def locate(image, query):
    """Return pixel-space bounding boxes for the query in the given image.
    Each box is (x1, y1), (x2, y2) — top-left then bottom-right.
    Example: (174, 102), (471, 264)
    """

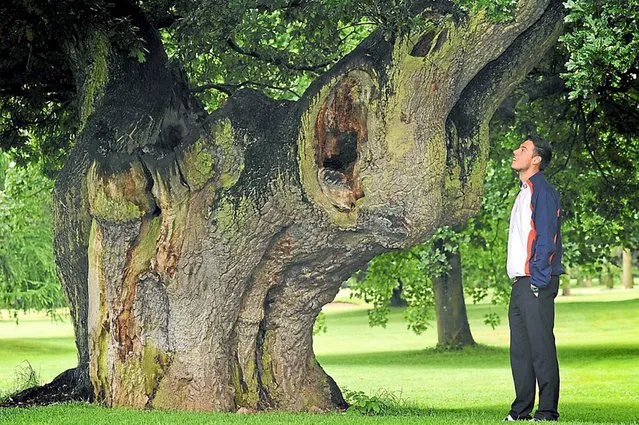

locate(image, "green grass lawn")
(1, 286), (638, 424)
(0, 311), (77, 393)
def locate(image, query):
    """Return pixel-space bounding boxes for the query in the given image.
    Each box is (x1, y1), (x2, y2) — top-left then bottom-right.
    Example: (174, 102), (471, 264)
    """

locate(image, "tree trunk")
(51, 0), (565, 412)
(601, 263), (614, 289)
(622, 249), (634, 289)
(390, 280), (408, 307)
(432, 240), (475, 348)
(575, 266), (584, 287)
(561, 274), (571, 296)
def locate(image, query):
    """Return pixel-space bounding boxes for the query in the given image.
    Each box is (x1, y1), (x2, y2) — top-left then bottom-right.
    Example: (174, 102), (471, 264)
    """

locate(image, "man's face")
(511, 139), (540, 172)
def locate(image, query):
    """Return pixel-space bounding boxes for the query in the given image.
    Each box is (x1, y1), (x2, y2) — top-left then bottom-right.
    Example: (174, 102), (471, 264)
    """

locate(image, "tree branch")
(253, 0), (305, 12)
(0, 79), (74, 99)
(410, 0), (460, 15)
(191, 82), (239, 96)
(225, 37), (333, 73)
(192, 80), (301, 98)
(549, 124), (577, 178)
(494, 75), (567, 122)
(152, 13), (181, 29)
(578, 103), (611, 184)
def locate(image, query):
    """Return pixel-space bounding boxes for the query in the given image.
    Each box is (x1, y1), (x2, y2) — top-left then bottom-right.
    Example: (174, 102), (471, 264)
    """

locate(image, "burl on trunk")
(52, 0), (564, 412)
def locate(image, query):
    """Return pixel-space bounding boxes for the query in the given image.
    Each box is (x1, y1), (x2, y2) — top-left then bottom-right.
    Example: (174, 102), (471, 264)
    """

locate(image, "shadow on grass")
(317, 344), (639, 368)
(398, 402), (639, 423)
(325, 298), (639, 320)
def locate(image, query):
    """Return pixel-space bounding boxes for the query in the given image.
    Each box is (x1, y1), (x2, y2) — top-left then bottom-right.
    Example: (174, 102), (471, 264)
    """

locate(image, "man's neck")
(518, 169), (540, 183)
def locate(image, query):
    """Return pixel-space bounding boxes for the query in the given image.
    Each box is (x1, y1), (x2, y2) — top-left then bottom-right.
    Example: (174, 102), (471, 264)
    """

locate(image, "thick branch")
(410, 0), (460, 15)
(192, 80), (300, 98)
(225, 37), (333, 72)
(494, 75), (567, 122)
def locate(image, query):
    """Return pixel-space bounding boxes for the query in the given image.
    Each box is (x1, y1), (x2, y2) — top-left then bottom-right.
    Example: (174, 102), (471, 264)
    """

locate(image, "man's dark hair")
(527, 134), (552, 170)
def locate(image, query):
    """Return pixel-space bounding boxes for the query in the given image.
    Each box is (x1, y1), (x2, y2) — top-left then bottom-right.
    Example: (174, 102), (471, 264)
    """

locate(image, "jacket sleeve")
(530, 189), (559, 288)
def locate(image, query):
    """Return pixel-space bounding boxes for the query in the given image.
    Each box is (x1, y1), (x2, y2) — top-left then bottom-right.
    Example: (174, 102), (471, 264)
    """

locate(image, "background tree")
(350, 227), (476, 348)
(0, 152), (65, 317)
(622, 249), (634, 289)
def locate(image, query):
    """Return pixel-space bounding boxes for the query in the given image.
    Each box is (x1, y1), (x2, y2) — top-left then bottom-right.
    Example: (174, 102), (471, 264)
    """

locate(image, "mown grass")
(2, 403), (638, 425)
(1, 287), (638, 424)
(0, 311), (76, 392)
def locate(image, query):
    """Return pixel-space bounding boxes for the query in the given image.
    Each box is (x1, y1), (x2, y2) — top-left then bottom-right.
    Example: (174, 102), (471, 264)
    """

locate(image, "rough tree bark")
(50, 0), (564, 412)
(431, 241), (475, 347)
(622, 249), (634, 289)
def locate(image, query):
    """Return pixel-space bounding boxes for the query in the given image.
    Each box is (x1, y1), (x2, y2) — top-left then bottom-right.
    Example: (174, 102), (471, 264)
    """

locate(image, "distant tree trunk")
(390, 279), (408, 307)
(622, 249), (634, 289)
(585, 275), (593, 287)
(575, 266), (584, 287)
(601, 263), (614, 289)
(432, 240), (475, 348)
(561, 274), (571, 296)
(49, 0), (564, 412)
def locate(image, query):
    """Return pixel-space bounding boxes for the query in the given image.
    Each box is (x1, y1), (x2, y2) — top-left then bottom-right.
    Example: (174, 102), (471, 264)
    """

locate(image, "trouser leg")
(527, 276), (560, 420)
(508, 279), (535, 419)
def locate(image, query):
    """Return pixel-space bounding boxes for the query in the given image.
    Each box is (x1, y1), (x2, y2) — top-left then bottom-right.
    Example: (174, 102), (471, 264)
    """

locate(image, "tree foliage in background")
(561, 0), (639, 104)
(0, 152), (65, 317)
(455, 0), (518, 22)
(168, 1), (376, 110)
(557, 0), (639, 253)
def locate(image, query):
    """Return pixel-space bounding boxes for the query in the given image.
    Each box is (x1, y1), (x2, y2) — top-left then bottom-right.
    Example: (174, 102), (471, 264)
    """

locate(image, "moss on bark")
(87, 161), (155, 223)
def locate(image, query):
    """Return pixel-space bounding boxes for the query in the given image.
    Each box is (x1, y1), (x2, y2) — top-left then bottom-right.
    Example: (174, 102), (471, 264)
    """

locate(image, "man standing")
(504, 136), (564, 422)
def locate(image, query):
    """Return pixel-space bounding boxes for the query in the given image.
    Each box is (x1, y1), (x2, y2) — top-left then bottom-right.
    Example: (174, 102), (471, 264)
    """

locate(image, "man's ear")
(533, 156), (541, 165)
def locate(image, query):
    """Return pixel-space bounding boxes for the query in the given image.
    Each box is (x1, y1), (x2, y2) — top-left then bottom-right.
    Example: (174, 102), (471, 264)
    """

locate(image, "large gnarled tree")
(1, 0), (563, 411)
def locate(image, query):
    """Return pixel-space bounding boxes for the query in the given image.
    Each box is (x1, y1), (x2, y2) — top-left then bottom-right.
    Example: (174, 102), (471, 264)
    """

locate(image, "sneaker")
(504, 414), (533, 421)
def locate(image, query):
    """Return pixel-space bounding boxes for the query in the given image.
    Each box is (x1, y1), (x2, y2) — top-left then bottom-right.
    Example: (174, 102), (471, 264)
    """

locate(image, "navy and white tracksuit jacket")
(507, 172), (565, 288)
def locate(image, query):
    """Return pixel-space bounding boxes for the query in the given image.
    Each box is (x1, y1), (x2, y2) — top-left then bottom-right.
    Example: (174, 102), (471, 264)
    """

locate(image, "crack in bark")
(172, 152), (193, 192)
(232, 225), (295, 409)
(254, 317), (274, 409)
(137, 154), (162, 217)
(111, 221), (143, 361)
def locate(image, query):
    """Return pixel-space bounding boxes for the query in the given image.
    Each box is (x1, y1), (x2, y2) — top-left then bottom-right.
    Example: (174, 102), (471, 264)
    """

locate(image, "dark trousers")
(508, 276), (560, 421)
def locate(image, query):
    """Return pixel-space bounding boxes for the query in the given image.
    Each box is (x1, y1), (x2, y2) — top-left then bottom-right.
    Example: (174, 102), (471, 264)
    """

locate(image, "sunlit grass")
(0, 310), (76, 392)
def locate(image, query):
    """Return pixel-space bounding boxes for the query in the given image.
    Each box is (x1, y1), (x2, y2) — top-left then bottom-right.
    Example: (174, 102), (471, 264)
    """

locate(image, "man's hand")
(531, 284), (539, 298)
